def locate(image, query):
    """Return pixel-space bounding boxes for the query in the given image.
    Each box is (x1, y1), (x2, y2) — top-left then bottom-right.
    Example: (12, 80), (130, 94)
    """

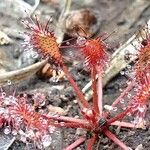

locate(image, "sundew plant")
(0, 15), (149, 150)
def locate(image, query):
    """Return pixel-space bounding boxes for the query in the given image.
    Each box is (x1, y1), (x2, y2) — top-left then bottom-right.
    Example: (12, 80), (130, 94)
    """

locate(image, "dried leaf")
(48, 105), (67, 115)
(65, 9), (99, 38)
(0, 60), (47, 86)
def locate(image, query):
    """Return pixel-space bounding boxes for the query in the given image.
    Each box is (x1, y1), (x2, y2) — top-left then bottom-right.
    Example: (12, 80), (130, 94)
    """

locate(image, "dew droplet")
(7, 80), (12, 85)
(37, 143), (43, 149)
(42, 135), (52, 148)
(20, 135), (27, 143)
(122, 106), (127, 110)
(112, 107), (117, 111)
(48, 125), (55, 133)
(126, 80), (131, 85)
(128, 147), (133, 150)
(4, 97), (11, 105)
(119, 88), (123, 92)
(32, 52), (39, 58)
(127, 112), (131, 116)
(133, 88), (138, 92)
(77, 37), (86, 46)
(2, 92), (6, 98)
(126, 64), (132, 69)
(12, 130), (18, 135)
(40, 101), (46, 106)
(26, 129), (35, 138)
(125, 70), (129, 74)
(0, 108), (5, 114)
(54, 121), (58, 124)
(4, 126), (11, 135)
(49, 17), (53, 23)
(60, 122), (65, 127)
(138, 106), (145, 113)
(66, 41), (70, 45)
(120, 99), (125, 104)
(120, 71), (125, 75)
(15, 117), (22, 125)
(105, 62), (109, 68)
(104, 105), (113, 111)
(3, 113), (9, 119)
(125, 50), (129, 54)
(127, 93), (132, 98)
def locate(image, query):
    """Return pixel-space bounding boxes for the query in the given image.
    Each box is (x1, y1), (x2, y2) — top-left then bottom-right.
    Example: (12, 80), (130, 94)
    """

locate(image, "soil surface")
(0, 0), (150, 150)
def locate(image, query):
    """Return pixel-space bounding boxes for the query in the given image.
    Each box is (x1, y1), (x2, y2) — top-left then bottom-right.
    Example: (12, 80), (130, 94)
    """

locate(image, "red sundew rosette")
(22, 17), (89, 109)
(134, 39), (150, 80)
(9, 97), (49, 132)
(79, 37), (109, 71)
(77, 36), (109, 114)
(131, 42), (150, 119)
(130, 86), (150, 122)
(22, 18), (63, 66)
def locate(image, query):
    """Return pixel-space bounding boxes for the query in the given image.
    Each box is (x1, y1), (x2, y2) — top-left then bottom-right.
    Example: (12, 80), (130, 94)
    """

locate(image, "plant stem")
(42, 115), (89, 125)
(43, 115), (91, 129)
(64, 136), (86, 150)
(62, 64), (89, 108)
(97, 69), (103, 116)
(91, 67), (99, 113)
(86, 134), (97, 150)
(111, 121), (135, 128)
(107, 107), (132, 125)
(51, 116), (88, 123)
(55, 122), (91, 129)
(104, 129), (129, 150)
